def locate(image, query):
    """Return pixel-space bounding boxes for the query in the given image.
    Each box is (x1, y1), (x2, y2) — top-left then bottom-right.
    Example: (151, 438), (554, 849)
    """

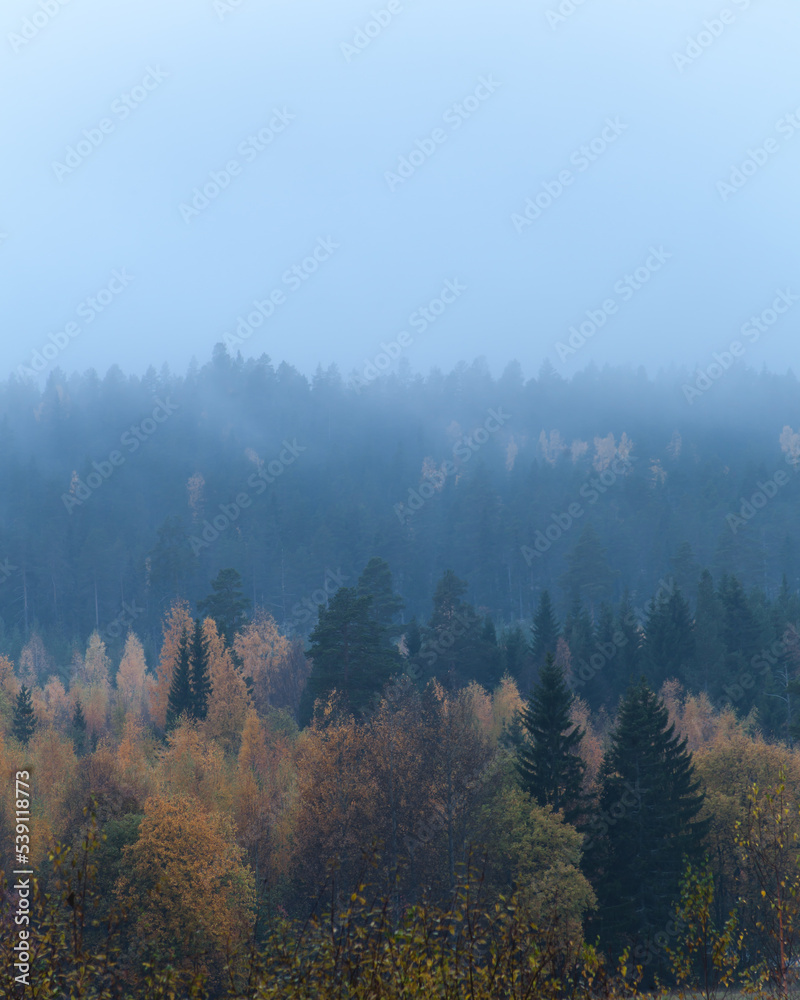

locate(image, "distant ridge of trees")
(1, 347), (799, 674)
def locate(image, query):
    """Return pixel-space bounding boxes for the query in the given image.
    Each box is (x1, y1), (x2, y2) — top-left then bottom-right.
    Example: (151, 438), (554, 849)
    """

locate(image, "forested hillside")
(5, 350), (800, 994)
(2, 346), (800, 676)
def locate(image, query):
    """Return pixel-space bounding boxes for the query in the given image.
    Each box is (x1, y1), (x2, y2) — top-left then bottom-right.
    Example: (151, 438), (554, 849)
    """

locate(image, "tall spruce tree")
(688, 570), (723, 695)
(357, 557), (405, 634)
(501, 623), (529, 683)
(530, 590), (560, 667)
(641, 586), (695, 690)
(420, 570), (495, 688)
(588, 679), (708, 971)
(190, 618), (211, 720)
(12, 685), (36, 746)
(166, 626), (193, 729)
(516, 652), (585, 824)
(197, 568), (251, 645)
(299, 586), (401, 726)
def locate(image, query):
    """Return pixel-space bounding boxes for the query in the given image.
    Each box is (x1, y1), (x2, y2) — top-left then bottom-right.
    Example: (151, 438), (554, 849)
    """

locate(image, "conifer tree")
(190, 618), (211, 720)
(688, 570), (723, 695)
(166, 626), (192, 729)
(198, 568), (251, 645)
(356, 557), (404, 633)
(530, 590), (560, 667)
(501, 623), (529, 682)
(589, 679), (708, 970)
(560, 522), (616, 608)
(516, 652), (585, 824)
(420, 570), (492, 688)
(13, 685), (36, 746)
(612, 590), (642, 693)
(641, 586), (695, 689)
(299, 587), (401, 726)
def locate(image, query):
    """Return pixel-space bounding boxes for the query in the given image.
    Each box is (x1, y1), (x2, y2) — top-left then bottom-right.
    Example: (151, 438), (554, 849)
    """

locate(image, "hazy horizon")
(3, 0), (799, 385)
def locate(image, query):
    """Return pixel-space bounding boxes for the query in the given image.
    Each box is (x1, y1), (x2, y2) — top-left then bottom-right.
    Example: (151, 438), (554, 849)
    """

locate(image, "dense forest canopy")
(5, 349), (800, 995)
(1, 347), (799, 672)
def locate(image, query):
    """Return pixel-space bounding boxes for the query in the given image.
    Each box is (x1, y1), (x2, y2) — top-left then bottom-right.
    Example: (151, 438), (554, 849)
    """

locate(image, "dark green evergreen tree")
(148, 515), (193, 609)
(197, 568), (251, 645)
(688, 570), (723, 696)
(613, 590), (642, 694)
(773, 574), (800, 638)
(478, 615), (503, 690)
(356, 557), (404, 634)
(581, 602), (617, 708)
(516, 652), (585, 824)
(560, 522), (616, 608)
(190, 618), (211, 720)
(420, 570), (487, 688)
(530, 590), (560, 667)
(717, 574), (762, 712)
(72, 699), (87, 757)
(501, 623), (529, 683)
(563, 596), (595, 691)
(641, 586), (695, 690)
(299, 587), (401, 726)
(719, 574), (762, 661)
(670, 541), (701, 604)
(166, 626), (193, 729)
(12, 684), (36, 746)
(588, 679), (708, 973)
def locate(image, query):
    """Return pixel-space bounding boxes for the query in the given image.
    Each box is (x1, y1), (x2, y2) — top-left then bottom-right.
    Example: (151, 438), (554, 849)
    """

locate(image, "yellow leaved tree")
(204, 617), (251, 752)
(114, 792), (255, 970)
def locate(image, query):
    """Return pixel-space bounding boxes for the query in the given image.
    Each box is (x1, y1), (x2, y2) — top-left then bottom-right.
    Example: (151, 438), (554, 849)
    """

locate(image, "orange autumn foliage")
(0, 655), (18, 698)
(115, 792), (255, 966)
(490, 674), (524, 745)
(24, 728), (80, 865)
(116, 632), (152, 721)
(234, 610), (291, 713)
(156, 716), (233, 816)
(149, 600), (193, 729)
(203, 617), (251, 752)
(234, 710), (296, 884)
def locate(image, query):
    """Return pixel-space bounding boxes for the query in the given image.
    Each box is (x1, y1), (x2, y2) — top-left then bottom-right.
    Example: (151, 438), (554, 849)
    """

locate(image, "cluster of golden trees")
(3, 602), (800, 995)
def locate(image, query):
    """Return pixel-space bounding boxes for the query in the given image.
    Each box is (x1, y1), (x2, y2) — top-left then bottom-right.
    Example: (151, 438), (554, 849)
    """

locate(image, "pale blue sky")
(3, 0), (799, 383)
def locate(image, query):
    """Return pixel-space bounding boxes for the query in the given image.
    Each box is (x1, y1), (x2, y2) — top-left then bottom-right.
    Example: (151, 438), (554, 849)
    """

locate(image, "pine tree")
(612, 590), (642, 696)
(563, 596), (595, 688)
(719, 574), (761, 661)
(72, 699), (87, 756)
(582, 602), (617, 708)
(688, 570), (723, 695)
(560, 522), (616, 608)
(299, 587), (401, 726)
(641, 586), (695, 690)
(530, 590), (560, 667)
(166, 626), (193, 729)
(357, 557), (405, 633)
(501, 623), (529, 683)
(516, 652), (585, 824)
(589, 679), (708, 971)
(420, 570), (489, 688)
(12, 685), (36, 746)
(190, 618), (211, 720)
(718, 574), (763, 711)
(669, 541), (701, 603)
(198, 568), (251, 645)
